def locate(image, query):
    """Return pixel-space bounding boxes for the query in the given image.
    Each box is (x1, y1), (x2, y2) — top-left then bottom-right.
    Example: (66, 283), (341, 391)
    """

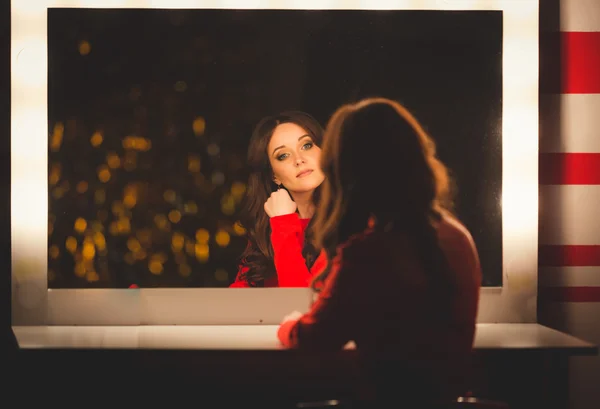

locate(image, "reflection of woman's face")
(267, 122), (325, 194)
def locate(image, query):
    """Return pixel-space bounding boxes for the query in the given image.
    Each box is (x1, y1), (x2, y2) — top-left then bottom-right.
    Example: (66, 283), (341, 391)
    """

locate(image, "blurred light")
(163, 189), (176, 203)
(127, 237), (141, 252)
(231, 181), (247, 199)
(107, 152), (121, 169)
(171, 232), (185, 252)
(233, 221), (246, 236)
(78, 40), (91, 56)
(52, 187), (65, 199)
(117, 217), (131, 233)
(185, 241), (195, 256)
(90, 131), (103, 147)
(74, 262), (86, 277)
(74, 217), (87, 233)
(207, 143), (220, 156)
(76, 181), (88, 194)
(154, 214), (168, 229)
(134, 249), (147, 260)
(50, 122), (64, 152)
(215, 230), (230, 247)
(97, 165), (111, 183)
(109, 221), (119, 236)
(188, 155), (201, 172)
(82, 240), (96, 260)
(49, 164), (61, 185)
(86, 271), (99, 282)
(192, 117), (206, 136)
(168, 210), (182, 223)
(112, 201), (125, 216)
(184, 201), (198, 214)
(149, 260), (164, 275)
(65, 236), (78, 253)
(195, 228), (210, 244)
(93, 232), (106, 250)
(220, 194), (235, 215)
(48, 245), (59, 259)
(194, 243), (209, 263)
(122, 136), (151, 151)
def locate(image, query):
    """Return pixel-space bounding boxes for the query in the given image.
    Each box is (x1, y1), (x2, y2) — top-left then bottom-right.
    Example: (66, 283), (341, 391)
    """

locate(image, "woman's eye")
(277, 153), (289, 161)
(302, 142), (313, 150)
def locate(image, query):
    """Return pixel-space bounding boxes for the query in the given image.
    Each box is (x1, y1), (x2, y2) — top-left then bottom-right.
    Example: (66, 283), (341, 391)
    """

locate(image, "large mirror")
(47, 8), (503, 289)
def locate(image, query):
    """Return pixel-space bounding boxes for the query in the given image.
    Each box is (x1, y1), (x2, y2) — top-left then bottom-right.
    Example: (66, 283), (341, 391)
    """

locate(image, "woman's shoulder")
(435, 212), (477, 250)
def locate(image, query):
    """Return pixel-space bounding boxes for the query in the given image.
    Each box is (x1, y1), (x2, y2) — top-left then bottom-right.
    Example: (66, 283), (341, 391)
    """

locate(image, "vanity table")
(11, 323), (596, 409)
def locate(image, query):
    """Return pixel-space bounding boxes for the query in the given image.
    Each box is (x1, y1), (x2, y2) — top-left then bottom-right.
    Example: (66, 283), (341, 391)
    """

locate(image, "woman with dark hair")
(277, 98), (482, 404)
(230, 111), (327, 288)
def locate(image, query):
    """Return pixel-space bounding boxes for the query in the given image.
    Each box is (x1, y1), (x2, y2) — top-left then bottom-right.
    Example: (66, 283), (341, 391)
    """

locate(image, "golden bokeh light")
(106, 152), (121, 169)
(78, 40), (91, 56)
(215, 229), (230, 247)
(65, 236), (78, 253)
(74, 217), (87, 233)
(184, 201), (198, 214)
(188, 155), (201, 173)
(233, 221), (246, 236)
(90, 131), (103, 147)
(192, 116), (206, 136)
(168, 210), (182, 224)
(163, 189), (176, 203)
(195, 228), (210, 244)
(76, 181), (88, 194)
(194, 243), (209, 263)
(49, 245), (60, 259)
(97, 165), (111, 183)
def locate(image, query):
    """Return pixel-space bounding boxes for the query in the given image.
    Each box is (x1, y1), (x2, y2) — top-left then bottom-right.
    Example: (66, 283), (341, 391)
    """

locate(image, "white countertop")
(12, 323), (597, 353)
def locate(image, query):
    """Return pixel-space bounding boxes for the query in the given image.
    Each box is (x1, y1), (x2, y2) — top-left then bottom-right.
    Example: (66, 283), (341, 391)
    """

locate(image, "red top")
(230, 213), (326, 288)
(277, 215), (482, 398)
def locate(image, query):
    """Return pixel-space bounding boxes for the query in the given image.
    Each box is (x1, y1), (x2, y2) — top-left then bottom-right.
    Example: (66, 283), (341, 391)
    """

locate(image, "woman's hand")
(264, 188), (297, 217)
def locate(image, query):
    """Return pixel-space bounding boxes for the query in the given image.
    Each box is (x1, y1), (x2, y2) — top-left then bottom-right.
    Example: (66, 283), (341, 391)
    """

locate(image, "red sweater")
(230, 213), (326, 288)
(277, 216), (482, 397)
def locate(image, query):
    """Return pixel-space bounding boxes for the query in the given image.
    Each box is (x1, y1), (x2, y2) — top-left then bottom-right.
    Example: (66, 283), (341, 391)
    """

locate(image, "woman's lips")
(296, 169), (313, 178)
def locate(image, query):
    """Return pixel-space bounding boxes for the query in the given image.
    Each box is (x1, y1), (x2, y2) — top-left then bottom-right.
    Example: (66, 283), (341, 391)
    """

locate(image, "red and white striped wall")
(539, 0), (600, 302)
(539, 1), (600, 408)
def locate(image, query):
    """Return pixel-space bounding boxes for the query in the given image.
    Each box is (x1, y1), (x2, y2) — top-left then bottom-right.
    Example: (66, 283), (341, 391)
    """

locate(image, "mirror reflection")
(47, 9), (502, 288)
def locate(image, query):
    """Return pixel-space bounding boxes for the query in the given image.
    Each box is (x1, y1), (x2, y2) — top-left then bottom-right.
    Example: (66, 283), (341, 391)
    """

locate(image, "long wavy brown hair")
(311, 97), (456, 293)
(237, 111), (325, 286)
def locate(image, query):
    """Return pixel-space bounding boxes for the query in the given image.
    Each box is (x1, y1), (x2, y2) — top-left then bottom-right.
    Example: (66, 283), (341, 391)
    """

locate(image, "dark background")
(47, 8), (503, 288)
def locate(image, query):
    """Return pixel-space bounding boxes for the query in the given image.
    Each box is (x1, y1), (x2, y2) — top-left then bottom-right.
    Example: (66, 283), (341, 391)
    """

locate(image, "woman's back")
(339, 215), (481, 358)
(335, 215), (481, 402)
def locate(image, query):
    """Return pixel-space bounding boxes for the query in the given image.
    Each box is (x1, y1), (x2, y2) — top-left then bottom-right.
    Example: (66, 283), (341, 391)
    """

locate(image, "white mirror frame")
(11, 0), (539, 326)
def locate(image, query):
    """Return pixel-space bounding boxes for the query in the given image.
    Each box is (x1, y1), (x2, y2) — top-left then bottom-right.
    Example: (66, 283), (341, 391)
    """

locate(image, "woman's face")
(267, 122), (325, 194)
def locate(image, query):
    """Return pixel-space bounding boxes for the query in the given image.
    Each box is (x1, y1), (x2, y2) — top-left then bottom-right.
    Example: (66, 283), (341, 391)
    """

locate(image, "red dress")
(230, 213), (326, 288)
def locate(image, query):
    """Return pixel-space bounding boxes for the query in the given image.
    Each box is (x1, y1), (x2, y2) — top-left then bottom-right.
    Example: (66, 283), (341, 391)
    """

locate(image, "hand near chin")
(264, 188), (297, 217)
